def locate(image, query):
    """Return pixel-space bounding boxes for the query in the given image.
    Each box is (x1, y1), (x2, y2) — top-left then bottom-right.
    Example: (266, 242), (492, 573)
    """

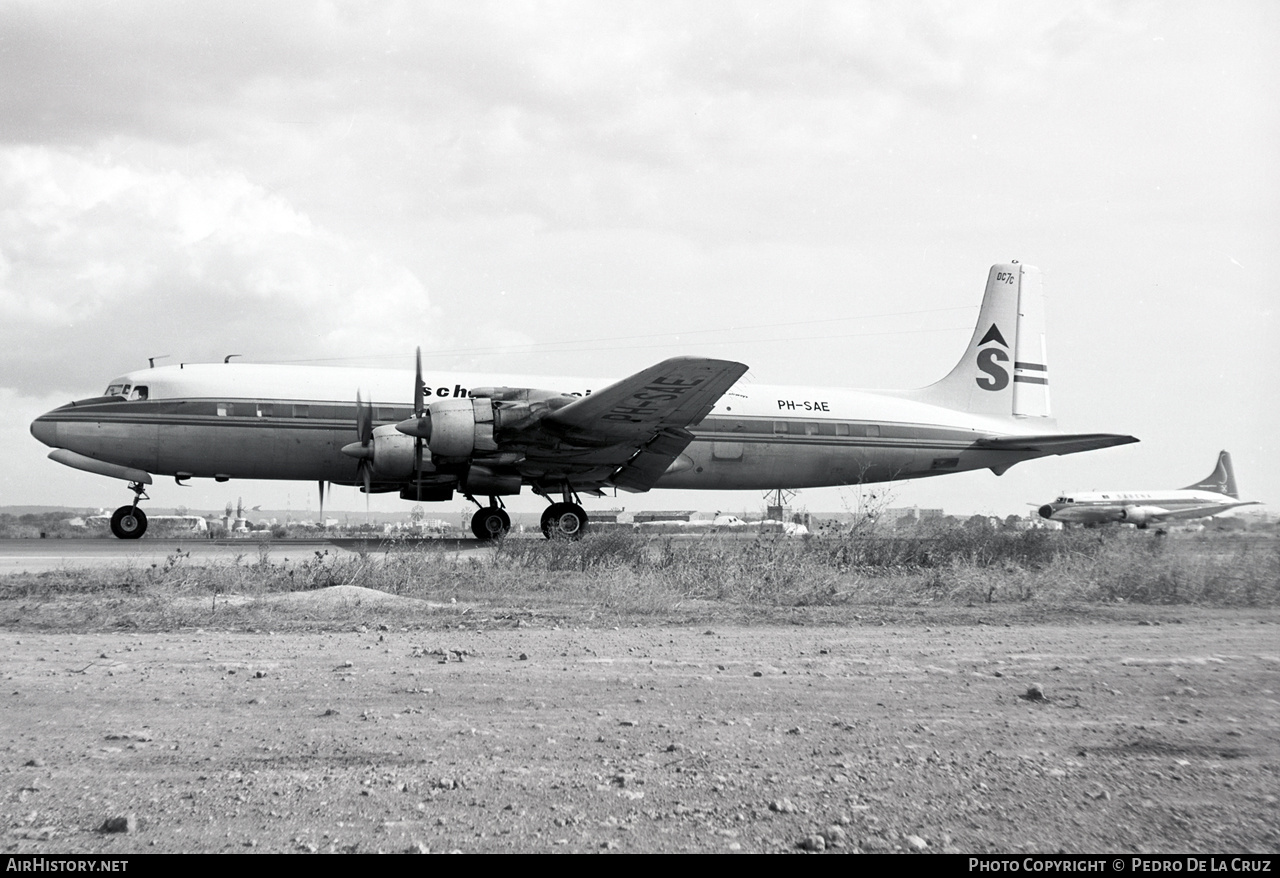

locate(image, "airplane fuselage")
(1039, 490), (1244, 526)
(32, 362), (1050, 493)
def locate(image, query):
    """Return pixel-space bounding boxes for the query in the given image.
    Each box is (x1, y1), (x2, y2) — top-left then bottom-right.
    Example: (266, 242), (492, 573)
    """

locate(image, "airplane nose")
(30, 414), (58, 448)
(1037, 504), (1054, 520)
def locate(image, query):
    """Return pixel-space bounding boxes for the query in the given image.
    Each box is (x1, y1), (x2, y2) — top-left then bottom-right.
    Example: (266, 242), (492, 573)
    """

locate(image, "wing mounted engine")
(396, 390), (577, 460)
(423, 398), (498, 458)
(1119, 505), (1163, 527)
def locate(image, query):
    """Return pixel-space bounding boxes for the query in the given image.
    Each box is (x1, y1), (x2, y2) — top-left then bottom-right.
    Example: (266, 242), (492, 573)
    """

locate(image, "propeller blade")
(351, 392), (376, 491)
(356, 390), (373, 447)
(414, 347), (424, 416)
(413, 347), (426, 475)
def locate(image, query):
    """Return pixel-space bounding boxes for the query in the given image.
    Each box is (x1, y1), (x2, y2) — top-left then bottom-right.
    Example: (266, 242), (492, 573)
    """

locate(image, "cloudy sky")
(2, 1), (1276, 520)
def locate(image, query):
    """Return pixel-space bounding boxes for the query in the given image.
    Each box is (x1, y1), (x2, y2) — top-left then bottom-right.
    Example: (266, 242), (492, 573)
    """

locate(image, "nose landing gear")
(110, 482), (149, 540)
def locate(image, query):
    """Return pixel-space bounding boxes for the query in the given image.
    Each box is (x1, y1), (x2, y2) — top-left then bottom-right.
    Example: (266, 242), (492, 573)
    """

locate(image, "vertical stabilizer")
(1183, 450), (1238, 498)
(902, 263), (1053, 421)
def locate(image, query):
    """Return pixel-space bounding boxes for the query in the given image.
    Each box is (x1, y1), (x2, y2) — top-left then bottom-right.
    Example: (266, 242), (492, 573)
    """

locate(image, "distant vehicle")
(32, 263), (1135, 541)
(1036, 450), (1260, 529)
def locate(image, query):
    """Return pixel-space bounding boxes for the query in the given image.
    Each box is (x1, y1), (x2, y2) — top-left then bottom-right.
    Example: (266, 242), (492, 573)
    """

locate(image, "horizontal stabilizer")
(976, 433), (1138, 456)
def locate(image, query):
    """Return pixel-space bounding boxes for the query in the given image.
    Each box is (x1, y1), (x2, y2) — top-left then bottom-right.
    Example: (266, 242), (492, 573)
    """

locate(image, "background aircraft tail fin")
(901, 263), (1052, 420)
(1183, 450), (1238, 498)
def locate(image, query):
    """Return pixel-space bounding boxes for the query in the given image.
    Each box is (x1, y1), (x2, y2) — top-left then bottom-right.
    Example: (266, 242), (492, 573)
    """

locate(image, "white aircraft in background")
(1036, 450), (1260, 529)
(31, 262), (1136, 541)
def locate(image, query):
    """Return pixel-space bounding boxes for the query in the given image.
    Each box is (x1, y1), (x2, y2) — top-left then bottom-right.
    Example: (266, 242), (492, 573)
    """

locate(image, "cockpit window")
(102, 382), (148, 400)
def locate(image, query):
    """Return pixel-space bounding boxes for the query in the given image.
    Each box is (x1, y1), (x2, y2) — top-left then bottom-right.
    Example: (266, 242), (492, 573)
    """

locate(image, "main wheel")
(110, 506), (148, 540)
(540, 502), (587, 540)
(470, 506), (511, 541)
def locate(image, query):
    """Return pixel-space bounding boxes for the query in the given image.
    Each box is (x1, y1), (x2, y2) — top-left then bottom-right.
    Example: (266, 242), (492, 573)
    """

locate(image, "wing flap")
(608, 428), (693, 493)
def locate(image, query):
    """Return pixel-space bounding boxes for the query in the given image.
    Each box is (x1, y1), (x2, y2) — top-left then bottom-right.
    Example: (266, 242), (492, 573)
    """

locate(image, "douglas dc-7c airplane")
(31, 262), (1137, 540)
(1037, 450), (1260, 529)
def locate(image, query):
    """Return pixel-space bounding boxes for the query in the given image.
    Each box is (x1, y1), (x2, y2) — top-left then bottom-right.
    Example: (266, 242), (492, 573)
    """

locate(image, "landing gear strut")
(467, 495), (511, 541)
(110, 482), (149, 540)
(540, 487), (588, 540)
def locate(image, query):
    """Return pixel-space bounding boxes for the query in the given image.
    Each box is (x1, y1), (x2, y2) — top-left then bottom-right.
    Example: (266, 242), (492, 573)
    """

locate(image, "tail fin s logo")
(975, 323), (1009, 391)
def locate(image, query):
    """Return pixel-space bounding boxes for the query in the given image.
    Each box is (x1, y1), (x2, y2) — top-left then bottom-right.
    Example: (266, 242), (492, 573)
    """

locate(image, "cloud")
(0, 146), (437, 394)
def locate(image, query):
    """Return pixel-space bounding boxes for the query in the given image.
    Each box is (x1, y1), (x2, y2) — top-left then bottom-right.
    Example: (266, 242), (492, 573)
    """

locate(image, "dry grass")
(1, 527), (1276, 632)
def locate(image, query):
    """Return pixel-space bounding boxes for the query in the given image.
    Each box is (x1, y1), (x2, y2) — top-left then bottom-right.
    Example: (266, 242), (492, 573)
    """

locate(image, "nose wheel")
(110, 482), (149, 539)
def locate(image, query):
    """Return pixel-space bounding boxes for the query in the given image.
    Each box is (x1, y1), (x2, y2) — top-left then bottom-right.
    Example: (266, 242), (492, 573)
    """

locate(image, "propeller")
(398, 347), (433, 444)
(413, 347), (427, 472)
(340, 391), (375, 494)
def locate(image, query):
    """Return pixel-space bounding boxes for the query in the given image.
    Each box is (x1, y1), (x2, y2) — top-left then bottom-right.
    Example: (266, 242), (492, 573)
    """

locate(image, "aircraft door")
(711, 441), (744, 461)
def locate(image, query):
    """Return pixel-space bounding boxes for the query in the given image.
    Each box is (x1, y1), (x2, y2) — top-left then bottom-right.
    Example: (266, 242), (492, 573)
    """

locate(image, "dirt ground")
(2, 591), (1278, 854)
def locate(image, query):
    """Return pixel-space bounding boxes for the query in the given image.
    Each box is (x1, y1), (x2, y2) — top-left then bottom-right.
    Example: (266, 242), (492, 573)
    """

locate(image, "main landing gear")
(465, 490), (590, 541)
(467, 496), (511, 541)
(540, 488), (588, 540)
(110, 482), (149, 540)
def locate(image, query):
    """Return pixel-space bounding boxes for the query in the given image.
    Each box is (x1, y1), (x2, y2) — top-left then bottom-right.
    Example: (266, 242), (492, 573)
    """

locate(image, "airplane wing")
(977, 433), (1139, 455)
(536, 357), (748, 493)
(545, 357), (748, 441)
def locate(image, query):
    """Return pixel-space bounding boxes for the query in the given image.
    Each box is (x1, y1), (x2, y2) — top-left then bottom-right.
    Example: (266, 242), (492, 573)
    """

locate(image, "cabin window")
(293, 404), (309, 418)
(835, 423), (850, 437)
(805, 422), (820, 436)
(217, 403), (231, 417)
(129, 386), (148, 401)
(773, 421), (789, 435)
(257, 403), (274, 417)
(865, 424), (881, 437)
(105, 383), (126, 397)
(378, 406), (397, 421)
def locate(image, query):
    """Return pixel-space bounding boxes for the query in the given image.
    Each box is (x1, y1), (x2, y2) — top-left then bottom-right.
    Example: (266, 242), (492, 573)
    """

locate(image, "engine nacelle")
(367, 424), (419, 480)
(462, 464), (522, 496)
(1119, 505), (1159, 527)
(426, 398), (498, 458)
